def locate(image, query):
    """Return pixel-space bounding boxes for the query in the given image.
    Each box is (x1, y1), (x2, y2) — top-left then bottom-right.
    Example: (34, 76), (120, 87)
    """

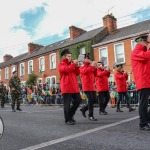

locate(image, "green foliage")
(26, 72), (38, 86)
(59, 40), (93, 60)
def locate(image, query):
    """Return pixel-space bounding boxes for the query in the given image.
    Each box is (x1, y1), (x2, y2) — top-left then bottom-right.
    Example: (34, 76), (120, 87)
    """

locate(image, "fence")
(3, 90), (150, 107)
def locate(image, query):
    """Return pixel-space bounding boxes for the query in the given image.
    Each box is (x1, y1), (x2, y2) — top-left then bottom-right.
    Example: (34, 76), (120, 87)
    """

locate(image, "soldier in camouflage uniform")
(0, 81), (6, 108)
(9, 71), (22, 112)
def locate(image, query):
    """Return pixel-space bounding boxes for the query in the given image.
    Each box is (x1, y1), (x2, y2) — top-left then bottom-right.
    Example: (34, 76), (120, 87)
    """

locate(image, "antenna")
(106, 5), (115, 14)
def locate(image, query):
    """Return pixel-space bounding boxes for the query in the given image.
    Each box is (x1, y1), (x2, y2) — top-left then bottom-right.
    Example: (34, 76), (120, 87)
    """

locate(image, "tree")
(26, 72), (38, 86)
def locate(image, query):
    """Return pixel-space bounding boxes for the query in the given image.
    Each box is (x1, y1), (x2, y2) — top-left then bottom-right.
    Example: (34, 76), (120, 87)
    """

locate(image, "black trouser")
(138, 88), (150, 127)
(82, 91), (96, 117)
(63, 93), (81, 123)
(117, 92), (130, 109)
(98, 91), (110, 112)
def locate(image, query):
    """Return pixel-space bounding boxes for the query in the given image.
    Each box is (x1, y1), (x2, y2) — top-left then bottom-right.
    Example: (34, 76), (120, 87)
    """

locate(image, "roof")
(0, 26), (104, 68)
(0, 53), (28, 68)
(93, 19), (150, 47)
(21, 26), (105, 61)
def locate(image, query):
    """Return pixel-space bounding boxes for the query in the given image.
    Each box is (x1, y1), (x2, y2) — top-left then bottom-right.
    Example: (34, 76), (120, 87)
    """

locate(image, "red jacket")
(96, 68), (110, 92)
(115, 71), (128, 92)
(131, 44), (150, 90)
(58, 58), (80, 94)
(80, 62), (96, 91)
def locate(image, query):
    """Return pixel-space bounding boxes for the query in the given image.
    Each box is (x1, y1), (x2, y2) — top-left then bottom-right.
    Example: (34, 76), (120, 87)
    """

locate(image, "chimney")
(103, 13), (117, 33)
(3, 54), (13, 62)
(28, 43), (43, 53)
(69, 26), (86, 40)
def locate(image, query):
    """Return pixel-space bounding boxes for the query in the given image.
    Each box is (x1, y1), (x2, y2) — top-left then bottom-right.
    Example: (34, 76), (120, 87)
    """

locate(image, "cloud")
(13, 5), (47, 36)
(131, 6), (150, 23)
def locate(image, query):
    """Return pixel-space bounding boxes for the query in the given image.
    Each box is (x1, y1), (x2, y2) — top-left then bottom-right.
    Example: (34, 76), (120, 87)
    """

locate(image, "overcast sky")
(0, 0), (150, 62)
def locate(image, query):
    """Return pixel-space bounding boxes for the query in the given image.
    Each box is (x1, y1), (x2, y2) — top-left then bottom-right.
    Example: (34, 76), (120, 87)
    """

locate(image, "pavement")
(0, 105), (149, 150)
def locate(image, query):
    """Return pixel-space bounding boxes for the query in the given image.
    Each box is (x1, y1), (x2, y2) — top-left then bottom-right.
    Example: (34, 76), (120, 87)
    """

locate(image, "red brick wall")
(0, 51), (61, 88)
(18, 51), (60, 84)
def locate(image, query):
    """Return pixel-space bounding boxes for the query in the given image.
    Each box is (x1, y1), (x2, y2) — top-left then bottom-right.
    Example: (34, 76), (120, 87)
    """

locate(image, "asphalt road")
(0, 105), (149, 150)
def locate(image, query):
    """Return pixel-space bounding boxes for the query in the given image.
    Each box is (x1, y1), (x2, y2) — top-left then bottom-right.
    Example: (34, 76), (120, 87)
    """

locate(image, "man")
(96, 62), (110, 115)
(0, 81), (6, 108)
(115, 64), (135, 112)
(79, 53), (97, 121)
(9, 71), (22, 112)
(131, 34), (150, 130)
(58, 49), (81, 125)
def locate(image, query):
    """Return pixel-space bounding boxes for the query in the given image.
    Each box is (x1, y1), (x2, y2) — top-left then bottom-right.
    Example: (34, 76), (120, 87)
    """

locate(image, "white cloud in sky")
(0, 0), (150, 62)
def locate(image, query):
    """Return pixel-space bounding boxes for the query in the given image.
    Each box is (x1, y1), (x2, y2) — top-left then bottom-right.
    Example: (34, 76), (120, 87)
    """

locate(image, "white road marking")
(20, 116), (139, 150)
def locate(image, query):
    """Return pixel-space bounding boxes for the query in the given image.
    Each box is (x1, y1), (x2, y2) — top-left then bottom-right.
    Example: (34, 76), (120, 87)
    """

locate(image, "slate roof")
(93, 19), (150, 46)
(21, 26), (105, 61)
(0, 53), (28, 68)
(0, 26), (105, 67)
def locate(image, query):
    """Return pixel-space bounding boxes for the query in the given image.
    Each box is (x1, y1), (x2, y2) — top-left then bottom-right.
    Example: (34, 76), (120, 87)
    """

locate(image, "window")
(4, 84), (7, 89)
(28, 60), (33, 74)
(0, 70), (1, 80)
(39, 57), (45, 71)
(50, 53), (56, 69)
(80, 47), (85, 54)
(20, 63), (25, 76)
(127, 72), (131, 82)
(108, 74), (114, 82)
(11, 65), (16, 74)
(21, 81), (26, 88)
(46, 76), (56, 87)
(5, 67), (9, 79)
(114, 43), (125, 64)
(99, 47), (108, 66)
(37, 78), (42, 84)
(131, 40), (137, 50)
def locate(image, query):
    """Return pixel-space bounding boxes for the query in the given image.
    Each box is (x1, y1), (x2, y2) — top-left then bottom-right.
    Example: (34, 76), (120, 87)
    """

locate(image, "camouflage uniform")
(9, 76), (21, 110)
(0, 83), (6, 108)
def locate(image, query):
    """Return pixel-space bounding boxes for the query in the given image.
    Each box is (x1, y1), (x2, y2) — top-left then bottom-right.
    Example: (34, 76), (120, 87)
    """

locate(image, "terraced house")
(0, 14), (149, 89)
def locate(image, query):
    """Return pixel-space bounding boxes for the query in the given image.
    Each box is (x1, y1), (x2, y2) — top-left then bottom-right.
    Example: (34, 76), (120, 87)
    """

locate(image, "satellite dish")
(0, 117), (4, 139)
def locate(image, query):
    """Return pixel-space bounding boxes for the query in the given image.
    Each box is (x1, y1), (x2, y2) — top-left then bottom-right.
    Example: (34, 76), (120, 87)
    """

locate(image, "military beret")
(84, 53), (91, 59)
(61, 49), (71, 56)
(135, 35), (148, 43)
(12, 70), (17, 74)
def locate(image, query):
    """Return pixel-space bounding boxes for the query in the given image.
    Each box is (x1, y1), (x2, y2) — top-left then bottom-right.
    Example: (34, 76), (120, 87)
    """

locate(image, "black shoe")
(129, 107), (136, 112)
(1, 106), (4, 108)
(140, 125), (150, 131)
(80, 109), (86, 118)
(116, 109), (123, 112)
(65, 121), (75, 125)
(16, 108), (22, 111)
(99, 111), (108, 115)
(71, 117), (76, 123)
(88, 116), (98, 121)
(12, 109), (16, 112)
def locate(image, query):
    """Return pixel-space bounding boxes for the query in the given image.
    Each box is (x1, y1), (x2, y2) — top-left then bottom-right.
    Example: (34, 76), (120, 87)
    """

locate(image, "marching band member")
(58, 49), (82, 125)
(115, 64), (135, 112)
(79, 53), (98, 121)
(96, 61), (111, 115)
(131, 34), (150, 130)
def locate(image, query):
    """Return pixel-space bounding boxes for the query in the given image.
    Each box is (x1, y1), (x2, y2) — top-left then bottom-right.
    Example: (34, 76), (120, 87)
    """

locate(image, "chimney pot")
(69, 26), (86, 40)
(103, 14), (117, 33)
(3, 54), (13, 62)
